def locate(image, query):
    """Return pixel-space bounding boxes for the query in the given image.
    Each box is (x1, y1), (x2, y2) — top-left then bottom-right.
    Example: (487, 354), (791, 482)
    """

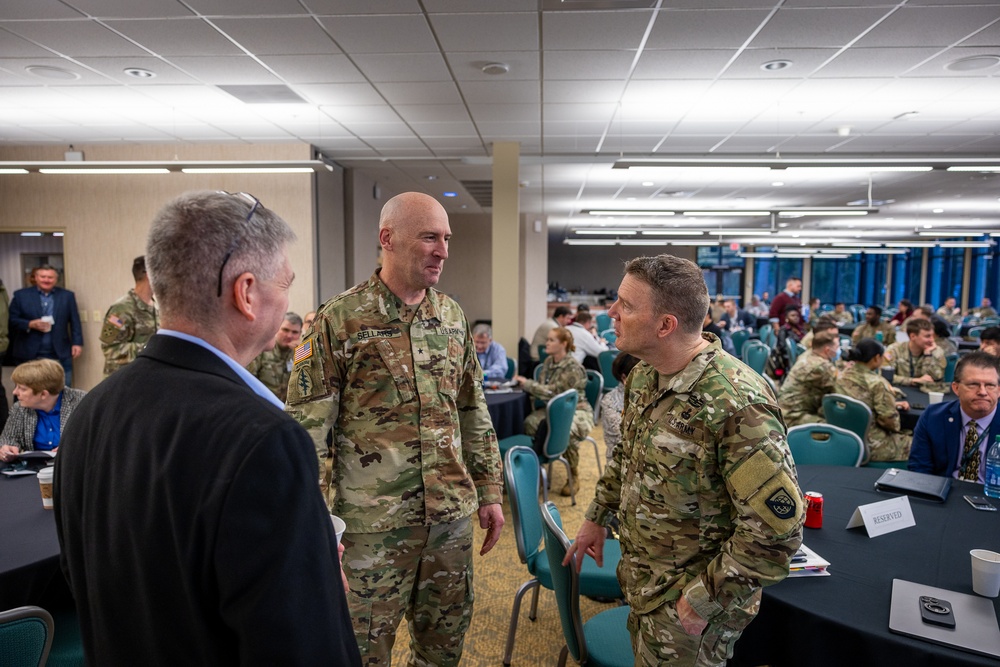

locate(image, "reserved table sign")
(846, 495), (915, 537)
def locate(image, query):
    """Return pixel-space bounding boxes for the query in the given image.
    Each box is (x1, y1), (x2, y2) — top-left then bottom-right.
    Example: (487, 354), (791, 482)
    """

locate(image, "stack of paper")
(788, 543), (831, 578)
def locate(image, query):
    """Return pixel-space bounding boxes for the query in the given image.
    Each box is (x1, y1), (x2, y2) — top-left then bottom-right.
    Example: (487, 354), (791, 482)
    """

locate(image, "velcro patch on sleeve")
(729, 449), (779, 501)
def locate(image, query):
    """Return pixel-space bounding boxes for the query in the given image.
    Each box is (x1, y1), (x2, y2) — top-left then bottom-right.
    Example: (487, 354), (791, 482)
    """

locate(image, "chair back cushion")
(822, 393), (873, 460)
(541, 389), (578, 461)
(0, 606), (54, 667)
(504, 446), (544, 573)
(540, 502), (587, 664)
(787, 423), (864, 466)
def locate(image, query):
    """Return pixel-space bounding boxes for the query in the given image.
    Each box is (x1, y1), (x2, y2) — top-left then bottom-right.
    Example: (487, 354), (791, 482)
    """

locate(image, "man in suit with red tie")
(908, 351), (1000, 480)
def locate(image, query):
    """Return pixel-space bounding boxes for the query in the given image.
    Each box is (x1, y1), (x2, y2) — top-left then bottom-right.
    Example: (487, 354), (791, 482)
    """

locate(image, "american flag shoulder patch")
(107, 314), (124, 329)
(293, 340), (313, 364)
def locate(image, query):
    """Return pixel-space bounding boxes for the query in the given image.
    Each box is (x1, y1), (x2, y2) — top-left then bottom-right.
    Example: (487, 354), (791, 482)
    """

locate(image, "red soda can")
(804, 491), (823, 529)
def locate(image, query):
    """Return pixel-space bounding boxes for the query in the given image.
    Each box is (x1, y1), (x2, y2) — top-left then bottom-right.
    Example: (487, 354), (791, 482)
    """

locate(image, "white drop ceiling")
(2, 0), (1000, 246)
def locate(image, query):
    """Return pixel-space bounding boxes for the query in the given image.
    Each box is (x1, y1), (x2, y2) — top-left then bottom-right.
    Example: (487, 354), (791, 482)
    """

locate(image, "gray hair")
(472, 323), (493, 338)
(624, 254), (709, 336)
(146, 191), (295, 326)
(284, 312), (303, 328)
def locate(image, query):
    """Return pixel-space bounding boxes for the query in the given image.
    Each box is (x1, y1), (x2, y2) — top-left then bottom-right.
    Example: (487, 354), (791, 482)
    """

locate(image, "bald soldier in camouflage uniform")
(246, 312), (302, 401)
(566, 255), (804, 667)
(884, 317), (948, 394)
(286, 192), (503, 667)
(99, 256), (158, 377)
(777, 330), (840, 426)
(836, 339), (913, 461)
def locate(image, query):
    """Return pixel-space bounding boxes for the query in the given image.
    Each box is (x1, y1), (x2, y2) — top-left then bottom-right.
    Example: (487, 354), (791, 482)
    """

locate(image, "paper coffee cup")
(971, 549), (1000, 598)
(330, 514), (346, 548)
(41, 315), (55, 325)
(928, 391), (944, 404)
(37, 465), (54, 510)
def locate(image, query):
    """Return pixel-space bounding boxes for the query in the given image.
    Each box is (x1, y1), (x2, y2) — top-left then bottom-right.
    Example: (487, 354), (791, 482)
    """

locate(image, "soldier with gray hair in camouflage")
(836, 338), (913, 462)
(777, 329), (840, 427)
(564, 254), (804, 667)
(513, 325), (594, 497)
(247, 312), (302, 401)
(99, 255), (158, 377)
(285, 192), (503, 666)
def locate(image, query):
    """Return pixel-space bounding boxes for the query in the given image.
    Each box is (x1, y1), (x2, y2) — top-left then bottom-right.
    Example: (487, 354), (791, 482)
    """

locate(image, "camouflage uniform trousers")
(522, 406), (594, 470)
(868, 426), (912, 462)
(627, 601), (748, 667)
(342, 517), (474, 667)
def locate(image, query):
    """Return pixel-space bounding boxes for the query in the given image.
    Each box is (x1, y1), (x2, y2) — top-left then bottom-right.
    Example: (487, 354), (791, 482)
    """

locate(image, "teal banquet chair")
(502, 446), (623, 666)
(821, 393), (873, 465)
(596, 312), (612, 333)
(583, 369), (605, 476)
(729, 329), (750, 359)
(598, 349), (619, 392)
(786, 424), (864, 467)
(541, 501), (633, 667)
(498, 388), (579, 504)
(741, 340), (770, 377)
(505, 356), (516, 381)
(0, 606), (53, 667)
(944, 353), (959, 383)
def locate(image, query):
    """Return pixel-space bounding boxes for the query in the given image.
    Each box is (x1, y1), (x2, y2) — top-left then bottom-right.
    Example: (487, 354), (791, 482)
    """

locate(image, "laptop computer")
(889, 579), (1000, 659)
(875, 468), (952, 502)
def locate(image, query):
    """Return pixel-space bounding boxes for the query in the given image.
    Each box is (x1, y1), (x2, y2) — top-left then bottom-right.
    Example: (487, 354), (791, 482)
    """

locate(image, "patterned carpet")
(389, 428), (620, 666)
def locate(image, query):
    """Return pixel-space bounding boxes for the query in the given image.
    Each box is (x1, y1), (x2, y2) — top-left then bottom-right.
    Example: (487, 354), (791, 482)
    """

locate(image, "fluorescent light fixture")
(706, 230), (773, 236)
(777, 210), (869, 217)
(861, 249), (908, 255)
(586, 210), (675, 216)
(0, 169), (28, 174)
(563, 239), (618, 246)
(776, 247), (819, 254)
(937, 241), (991, 248)
(620, 239), (673, 246)
(668, 240), (720, 247)
(20, 232), (42, 237)
(802, 253), (851, 259)
(639, 230), (706, 236)
(576, 229), (638, 235)
(946, 166), (1000, 172)
(739, 252), (776, 258)
(775, 254), (820, 259)
(181, 167), (314, 174)
(991, 232), (1000, 238)
(682, 211), (769, 217)
(53, 232), (64, 237)
(39, 168), (171, 174)
(885, 242), (937, 248)
(830, 242), (883, 248)
(917, 231), (989, 237)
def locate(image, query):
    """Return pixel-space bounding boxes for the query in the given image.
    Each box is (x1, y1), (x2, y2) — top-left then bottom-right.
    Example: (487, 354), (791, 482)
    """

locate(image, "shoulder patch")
(765, 487), (797, 520)
(293, 339), (313, 365)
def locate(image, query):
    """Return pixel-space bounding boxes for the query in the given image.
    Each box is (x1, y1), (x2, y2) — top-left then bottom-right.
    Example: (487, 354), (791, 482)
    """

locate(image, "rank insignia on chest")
(765, 487), (796, 520)
(293, 340), (313, 364)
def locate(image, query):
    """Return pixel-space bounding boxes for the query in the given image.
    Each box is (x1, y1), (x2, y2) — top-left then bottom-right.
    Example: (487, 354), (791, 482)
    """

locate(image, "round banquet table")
(731, 465), (1000, 667)
(895, 383), (957, 431)
(485, 389), (528, 441)
(0, 472), (72, 610)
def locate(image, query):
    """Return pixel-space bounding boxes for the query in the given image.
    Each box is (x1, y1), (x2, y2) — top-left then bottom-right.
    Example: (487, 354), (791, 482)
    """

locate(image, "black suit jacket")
(8, 285), (83, 363)
(908, 400), (1000, 478)
(55, 334), (360, 666)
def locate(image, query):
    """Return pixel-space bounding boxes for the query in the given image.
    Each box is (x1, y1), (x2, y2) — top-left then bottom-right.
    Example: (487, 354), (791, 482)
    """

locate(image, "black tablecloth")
(896, 384), (957, 431)
(485, 390), (528, 441)
(731, 465), (1000, 667)
(839, 322), (860, 335)
(0, 473), (71, 609)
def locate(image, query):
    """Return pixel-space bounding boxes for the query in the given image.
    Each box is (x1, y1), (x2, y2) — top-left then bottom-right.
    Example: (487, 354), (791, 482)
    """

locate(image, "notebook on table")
(874, 468), (952, 502)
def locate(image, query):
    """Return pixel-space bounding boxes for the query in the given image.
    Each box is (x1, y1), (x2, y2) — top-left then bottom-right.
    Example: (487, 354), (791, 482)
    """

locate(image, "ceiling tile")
(376, 81), (462, 105)
(0, 29), (66, 57)
(321, 105), (401, 123)
(645, 8), (773, 49)
(857, 5), (1000, 48)
(294, 82), (384, 105)
(432, 12), (537, 51)
(543, 102), (617, 122)
(0, 57), (114, 85)
(634, 49), (737, 79)
(260, 55), (364, 84)
(812, 47), (947, 78)
(459, 80), (539, 105)
(74, 56), (199, 84)
(63, 0), (194, 19)
(394, 104), (470, 123)
(542, 10), (653, 50)
(1, 0), (83, 20)
(422, 136), (485, 150)
(447, 51), (539, 81)
(544, 120), (609, 136)
(425, 0), (536, 12)
(724, 48), (840, 78)
(212, 18), (340, 55)
(543, 50), (636, 80)
(301, 0), (420, 14)
(407, 120), (478, 136)
(317, 14), (437, 53)
(352, 53), (451, 82)
(105, 18), (244, 56)
(4, 20), (147, 57)
(182, 0), (309, 16)
(904, 47), (1000, 78)
(751, 7), (893, 49)
(475, 120), (540, 136)
(543, 80), (624, 104)
(167, 56), (281, 84)
(468, 103), (539, 123)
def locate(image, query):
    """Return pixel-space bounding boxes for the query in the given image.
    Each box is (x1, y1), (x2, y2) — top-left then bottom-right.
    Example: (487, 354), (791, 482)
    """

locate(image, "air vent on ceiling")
(460, 180), (493, 208)
(542, 0), (657, 9)
(217, 85), (306, 104)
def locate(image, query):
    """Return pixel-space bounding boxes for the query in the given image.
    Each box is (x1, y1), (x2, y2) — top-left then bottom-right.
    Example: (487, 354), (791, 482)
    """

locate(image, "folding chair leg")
(503, 578), (540, 665)
(558, 645), (570, 667)
(559, 457), (576, 506)
(540, 467), (549, 503)
(586, 435), (603, 476)
(528, 580), (542, 621)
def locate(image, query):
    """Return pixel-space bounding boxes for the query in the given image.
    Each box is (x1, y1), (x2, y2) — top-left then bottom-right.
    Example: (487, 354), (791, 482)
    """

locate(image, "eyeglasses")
(958, 381), (1000, 392)
(216, 192), (261, 298)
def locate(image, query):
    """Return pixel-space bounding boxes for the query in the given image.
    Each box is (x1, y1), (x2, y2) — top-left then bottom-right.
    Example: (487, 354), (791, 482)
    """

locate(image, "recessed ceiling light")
(25, 65), (80, 80)
(443, 191), (457, 197)
(761, 60), (792, 71)
(771, 181), (784, 187)
(933, 208), (944, 213)
(641, 181), (654, 187)
(124, 67), (156, 79)
(424, 175), (438, 180)
(946, 55), (1000, 72)
(481, 62), (510, 75)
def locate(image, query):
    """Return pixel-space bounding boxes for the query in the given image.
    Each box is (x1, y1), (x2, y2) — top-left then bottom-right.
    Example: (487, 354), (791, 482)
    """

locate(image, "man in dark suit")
(8, 265), (83, 386)
(54, 191), (360, 666)
(908, 351), (1000, 481)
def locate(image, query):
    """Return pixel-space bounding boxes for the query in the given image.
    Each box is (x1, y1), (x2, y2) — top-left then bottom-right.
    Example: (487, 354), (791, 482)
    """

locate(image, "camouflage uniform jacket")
(584, 334), (804, 622)
(830, 310), (854, 325)
(285, 270), (503, 534)
(777, 350), (837, 425)
(884, 340), (948, 393)
(247, 344), (295, 401)
(852, 321), (896, 346)
(522, 355), (592, 414)
(99, 289), (158, 377)
(834, 363), (904, 435)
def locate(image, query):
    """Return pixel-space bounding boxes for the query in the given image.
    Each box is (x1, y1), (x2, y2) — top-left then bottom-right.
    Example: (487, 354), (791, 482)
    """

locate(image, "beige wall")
(436, 213), (492, 326)
(0, 143), (316, 390)
(521, 215), (549, 344)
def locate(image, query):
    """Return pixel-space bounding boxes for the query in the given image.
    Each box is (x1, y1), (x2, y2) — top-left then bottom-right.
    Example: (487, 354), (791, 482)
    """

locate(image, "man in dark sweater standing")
(768, 276), (802, 326)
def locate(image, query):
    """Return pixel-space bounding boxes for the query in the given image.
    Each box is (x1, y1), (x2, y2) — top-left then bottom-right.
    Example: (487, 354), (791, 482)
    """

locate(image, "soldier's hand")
(338, 542), (349, 594)
(677, 595), (708, 635)
(563, 519), (606, 572)
(71, 345), (82, 358)
(478, 503), (504, 556)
